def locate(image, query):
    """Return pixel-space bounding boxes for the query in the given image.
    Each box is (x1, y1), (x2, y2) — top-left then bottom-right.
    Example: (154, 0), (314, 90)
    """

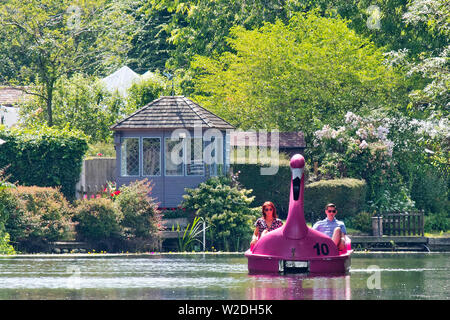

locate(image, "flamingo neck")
(283, 175), (308, 239)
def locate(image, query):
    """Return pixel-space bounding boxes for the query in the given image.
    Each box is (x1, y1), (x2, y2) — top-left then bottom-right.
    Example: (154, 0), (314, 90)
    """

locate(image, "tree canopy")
(0, 0), (135, 125)
(190, 11), (404, 138)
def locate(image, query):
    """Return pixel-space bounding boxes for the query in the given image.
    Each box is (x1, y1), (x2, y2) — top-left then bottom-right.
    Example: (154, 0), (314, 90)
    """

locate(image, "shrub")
(0, 125), (88, 200)
(308, 113), (416, 213)
(347, 211), (373, 234)
(73, 198), (123, 245)
(424, 212), (450, 233)
(0, 180), (18, 253)
(115, 179), (162, 247)
(410, 168), (448, 214)
(0, 170), (16, 254)
(182, 176), (258, 251)
(304, 178), (367, 222)
(4, 186), (74, 252)
(0, 232), (15, 255)
(160, 207), (189, 219)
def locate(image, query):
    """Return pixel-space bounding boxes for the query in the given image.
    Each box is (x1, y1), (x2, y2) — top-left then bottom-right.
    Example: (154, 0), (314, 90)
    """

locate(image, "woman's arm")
(250, 226), (259, 245)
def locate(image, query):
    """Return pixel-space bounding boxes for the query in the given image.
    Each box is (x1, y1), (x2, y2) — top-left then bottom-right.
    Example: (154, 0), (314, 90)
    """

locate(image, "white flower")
(384, 139), (394, 156)
(314, 125), (333, 140)
(356, 128), (368, 140)
(344, 112), (362, 127)
(376, 126), (389, 140)
(359, 140), (369, 149)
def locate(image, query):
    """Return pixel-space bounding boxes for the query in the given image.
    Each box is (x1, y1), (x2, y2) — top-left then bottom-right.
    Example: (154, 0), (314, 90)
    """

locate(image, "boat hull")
(245, 249), (352, 274)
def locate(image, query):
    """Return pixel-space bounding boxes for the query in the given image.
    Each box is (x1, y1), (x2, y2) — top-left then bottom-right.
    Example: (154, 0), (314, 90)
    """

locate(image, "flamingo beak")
(292, 168), (303, 201)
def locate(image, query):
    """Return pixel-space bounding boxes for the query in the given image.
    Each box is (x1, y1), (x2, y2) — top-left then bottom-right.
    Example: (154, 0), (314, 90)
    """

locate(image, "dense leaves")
(0, 0), (135, 125)
(182, 176), (259, 251)
(0, 125), (89, 199)
(2, 186), (73, 252)
(190, 11), (402, 138)
(19, 74), (125, 142)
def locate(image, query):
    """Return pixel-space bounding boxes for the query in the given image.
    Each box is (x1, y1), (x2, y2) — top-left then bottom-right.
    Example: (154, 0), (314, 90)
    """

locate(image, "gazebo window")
(143, 137), (161, 176)
(203, 137), (218, 176)
(186, 137), (204, 176)
(165, 137), (184, 176)
(121, 137), (139, 176)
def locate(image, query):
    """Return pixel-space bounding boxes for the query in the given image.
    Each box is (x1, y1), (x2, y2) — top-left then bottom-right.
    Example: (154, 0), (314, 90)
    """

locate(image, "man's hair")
(325, 203), (336, 210)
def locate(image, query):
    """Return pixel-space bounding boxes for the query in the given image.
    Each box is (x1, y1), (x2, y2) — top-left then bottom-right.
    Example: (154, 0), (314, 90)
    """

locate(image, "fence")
(309, 211), (425, 237)
(76, 158), (116, 199)
(382, 211), (424, 236)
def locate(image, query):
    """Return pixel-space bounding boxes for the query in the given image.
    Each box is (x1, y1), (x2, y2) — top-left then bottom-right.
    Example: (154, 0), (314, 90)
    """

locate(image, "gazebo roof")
(111, 96), (235, 130)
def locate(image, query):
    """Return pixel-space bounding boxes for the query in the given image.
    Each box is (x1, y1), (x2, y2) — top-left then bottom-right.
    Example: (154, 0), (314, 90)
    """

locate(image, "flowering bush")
(73, 198), (123, 244)
(115, 179), (162, 241)
(309, 112), (414, 213)
(75, 179), (162, 251)
(3, 186), (74, 252)
(82, 181), (121, 201)
(182, 176), (259, 251)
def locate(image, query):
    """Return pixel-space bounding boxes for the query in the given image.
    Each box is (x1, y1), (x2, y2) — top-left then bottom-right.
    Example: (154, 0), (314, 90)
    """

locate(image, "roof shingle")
(0, 87), (30, 107)
(111, 96), (235, 130)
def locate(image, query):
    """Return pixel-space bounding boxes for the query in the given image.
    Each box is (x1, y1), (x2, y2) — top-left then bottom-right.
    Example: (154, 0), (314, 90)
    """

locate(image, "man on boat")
(312, 203), (347, 251)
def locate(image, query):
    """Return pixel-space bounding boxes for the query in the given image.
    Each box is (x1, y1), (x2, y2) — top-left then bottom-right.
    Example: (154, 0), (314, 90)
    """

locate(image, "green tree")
(138, 0), (307, 71)
(190, 11), (403, 139)
(400, 0), (449, 120)
(125, 72), (168, 114)
(19, 74), (124, 142)
(0, 0), (134, 126)
(127, 2), (174, 73)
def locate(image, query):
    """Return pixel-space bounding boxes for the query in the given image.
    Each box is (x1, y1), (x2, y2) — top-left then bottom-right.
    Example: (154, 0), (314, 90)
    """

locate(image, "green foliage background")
(0, 126), (88, 199)
(182, 177), (259, 251)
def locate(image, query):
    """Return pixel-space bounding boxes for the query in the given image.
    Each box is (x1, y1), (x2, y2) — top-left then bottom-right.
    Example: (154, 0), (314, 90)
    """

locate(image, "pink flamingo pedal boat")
(245, 154), (352, 274)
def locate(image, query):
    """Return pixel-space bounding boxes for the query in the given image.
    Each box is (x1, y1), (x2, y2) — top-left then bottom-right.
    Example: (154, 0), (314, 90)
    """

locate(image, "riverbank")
(1, 251), (449, 259)
(1, 236), (449, 256)
(350, 236), (450, 252)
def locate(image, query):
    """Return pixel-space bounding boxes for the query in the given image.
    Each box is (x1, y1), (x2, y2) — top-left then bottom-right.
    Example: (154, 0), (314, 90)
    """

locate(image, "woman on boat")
(250, 201), (283, 247)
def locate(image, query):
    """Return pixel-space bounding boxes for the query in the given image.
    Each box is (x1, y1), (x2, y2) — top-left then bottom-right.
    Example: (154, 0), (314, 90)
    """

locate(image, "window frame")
(164, 136), (185, 176)
(120, 136), (141, 177)
(142, 136), (162, 177)
(185, 136), (205, 177)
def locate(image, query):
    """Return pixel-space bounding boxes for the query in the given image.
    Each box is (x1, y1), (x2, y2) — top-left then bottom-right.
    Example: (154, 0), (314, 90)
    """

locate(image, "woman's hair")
(262, 201), (277, 219)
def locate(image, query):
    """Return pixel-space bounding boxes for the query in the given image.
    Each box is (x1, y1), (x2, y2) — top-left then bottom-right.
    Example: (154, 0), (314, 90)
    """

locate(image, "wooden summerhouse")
(111, 96), (235, 207)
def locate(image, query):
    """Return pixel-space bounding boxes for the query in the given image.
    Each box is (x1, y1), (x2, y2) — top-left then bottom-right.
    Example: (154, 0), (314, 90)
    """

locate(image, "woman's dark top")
(254, 217), (283, 237)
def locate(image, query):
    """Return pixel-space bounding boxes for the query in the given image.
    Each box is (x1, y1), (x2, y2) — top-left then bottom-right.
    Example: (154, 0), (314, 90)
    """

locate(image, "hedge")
(304, 178), (367, 222)
(231, 163), (292, 219)
(0, 125), (88, 199)
(1, 186), (74, 252)
(232, 164), (366, 222)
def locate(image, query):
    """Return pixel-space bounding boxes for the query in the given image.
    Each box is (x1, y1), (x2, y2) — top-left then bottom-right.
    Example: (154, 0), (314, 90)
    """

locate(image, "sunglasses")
(264, 207), (274, 212)
(327, 209), (336, 213)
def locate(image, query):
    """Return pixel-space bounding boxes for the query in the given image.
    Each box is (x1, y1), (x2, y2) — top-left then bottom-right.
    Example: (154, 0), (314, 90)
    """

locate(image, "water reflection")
(0, 253), (448, 300)
(247, 274), (351, 300)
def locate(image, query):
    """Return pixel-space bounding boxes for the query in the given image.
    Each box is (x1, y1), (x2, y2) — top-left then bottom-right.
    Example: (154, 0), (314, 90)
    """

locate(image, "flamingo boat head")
(245, 154), (352, 274)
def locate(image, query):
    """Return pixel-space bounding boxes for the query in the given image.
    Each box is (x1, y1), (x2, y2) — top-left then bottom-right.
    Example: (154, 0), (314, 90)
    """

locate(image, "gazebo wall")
(114, 129), (228, 208)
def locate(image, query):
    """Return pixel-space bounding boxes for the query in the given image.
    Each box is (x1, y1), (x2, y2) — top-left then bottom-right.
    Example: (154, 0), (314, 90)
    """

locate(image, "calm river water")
(0, 252), (448, 300)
